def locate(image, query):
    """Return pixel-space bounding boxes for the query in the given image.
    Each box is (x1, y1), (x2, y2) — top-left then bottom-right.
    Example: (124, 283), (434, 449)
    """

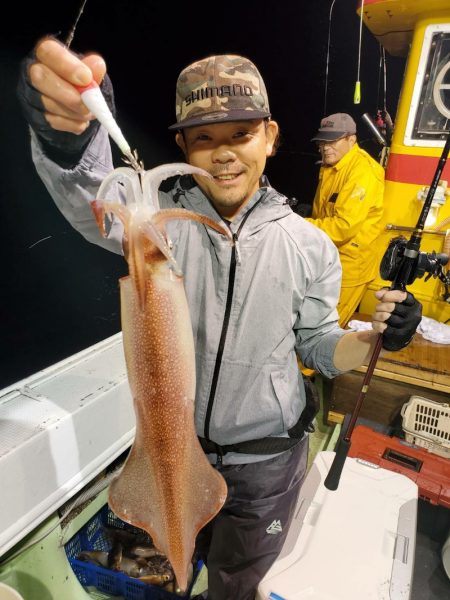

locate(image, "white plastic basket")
(401, 396), (450, 458)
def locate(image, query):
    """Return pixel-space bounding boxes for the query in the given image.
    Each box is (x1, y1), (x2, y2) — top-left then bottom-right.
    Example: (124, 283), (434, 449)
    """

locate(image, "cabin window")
(406, 27), (450, 146)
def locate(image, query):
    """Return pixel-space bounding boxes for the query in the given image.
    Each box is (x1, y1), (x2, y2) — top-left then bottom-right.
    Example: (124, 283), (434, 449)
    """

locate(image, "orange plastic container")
(348, 425), (450, 507)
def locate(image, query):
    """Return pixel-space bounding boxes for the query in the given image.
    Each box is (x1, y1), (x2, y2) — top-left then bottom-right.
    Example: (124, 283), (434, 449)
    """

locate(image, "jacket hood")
(172, 175), (293, 237)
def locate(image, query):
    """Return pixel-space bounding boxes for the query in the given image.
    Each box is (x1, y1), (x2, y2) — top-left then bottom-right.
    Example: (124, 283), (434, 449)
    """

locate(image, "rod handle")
(324, 437), (351, 491)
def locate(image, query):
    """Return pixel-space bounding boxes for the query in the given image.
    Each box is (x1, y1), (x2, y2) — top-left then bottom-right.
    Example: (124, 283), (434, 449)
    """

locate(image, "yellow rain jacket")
(307, 143), (385, 286)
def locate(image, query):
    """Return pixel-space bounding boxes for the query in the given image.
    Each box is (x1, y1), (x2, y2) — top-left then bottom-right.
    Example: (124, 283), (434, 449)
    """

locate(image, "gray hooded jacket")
(31, 127), (348, 464)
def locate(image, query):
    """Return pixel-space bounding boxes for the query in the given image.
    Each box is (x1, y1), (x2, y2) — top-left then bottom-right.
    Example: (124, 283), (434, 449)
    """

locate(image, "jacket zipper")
(203, 197), (265, 441)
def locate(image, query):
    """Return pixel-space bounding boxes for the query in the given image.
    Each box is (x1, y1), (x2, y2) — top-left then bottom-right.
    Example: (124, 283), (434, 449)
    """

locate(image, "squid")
(92, 163), (229, 591)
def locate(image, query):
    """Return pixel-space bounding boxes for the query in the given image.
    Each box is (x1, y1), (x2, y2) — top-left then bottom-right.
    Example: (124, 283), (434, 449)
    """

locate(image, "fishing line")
(382, 45), (387, 112)
(65, 0), (89, 48)
(62, 0), (143, 170)
(323, 0), (337, 116)
(354, 0), (365, 104)
(376, 44), (383, 113)
(375, 43), (393, 152)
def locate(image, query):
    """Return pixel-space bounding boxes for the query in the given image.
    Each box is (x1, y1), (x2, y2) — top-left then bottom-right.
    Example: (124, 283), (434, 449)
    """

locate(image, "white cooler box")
(257, 451), (418, 600)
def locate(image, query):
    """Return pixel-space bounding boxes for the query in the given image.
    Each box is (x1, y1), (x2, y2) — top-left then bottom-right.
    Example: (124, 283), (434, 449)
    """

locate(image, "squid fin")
(108, 415), (227, 592)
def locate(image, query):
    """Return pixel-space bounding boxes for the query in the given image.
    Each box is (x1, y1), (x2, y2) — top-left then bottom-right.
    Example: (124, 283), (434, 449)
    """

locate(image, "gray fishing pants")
(195, 434), (309, 600)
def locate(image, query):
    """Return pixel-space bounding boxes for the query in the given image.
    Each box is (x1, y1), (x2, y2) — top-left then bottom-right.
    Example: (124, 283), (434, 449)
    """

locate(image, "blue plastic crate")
(65, 505), (199, 600)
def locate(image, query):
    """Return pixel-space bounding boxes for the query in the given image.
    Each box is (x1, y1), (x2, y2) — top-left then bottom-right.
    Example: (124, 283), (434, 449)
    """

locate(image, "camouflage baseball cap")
(311, 113), (357, 142)
(168, 54), (271, 130)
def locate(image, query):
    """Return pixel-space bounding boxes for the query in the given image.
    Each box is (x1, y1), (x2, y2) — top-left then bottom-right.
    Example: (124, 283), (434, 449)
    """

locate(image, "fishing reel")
(380, 236), (450, 301)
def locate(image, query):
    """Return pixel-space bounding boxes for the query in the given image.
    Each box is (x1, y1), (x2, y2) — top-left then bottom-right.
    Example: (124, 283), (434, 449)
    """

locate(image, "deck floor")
(411, 500), (450, 600)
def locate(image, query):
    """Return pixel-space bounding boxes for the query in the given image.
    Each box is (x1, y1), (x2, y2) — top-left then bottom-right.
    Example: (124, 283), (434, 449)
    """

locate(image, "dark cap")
(168, 54), (271, 130)
(311, 113), (357, 142)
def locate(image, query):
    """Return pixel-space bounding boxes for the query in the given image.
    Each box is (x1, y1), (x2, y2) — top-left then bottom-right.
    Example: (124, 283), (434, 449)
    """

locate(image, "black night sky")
(0, 1), (406, 388)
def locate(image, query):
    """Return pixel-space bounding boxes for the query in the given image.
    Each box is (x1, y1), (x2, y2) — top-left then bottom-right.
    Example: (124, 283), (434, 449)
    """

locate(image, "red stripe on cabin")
(386, 152), (450, 185)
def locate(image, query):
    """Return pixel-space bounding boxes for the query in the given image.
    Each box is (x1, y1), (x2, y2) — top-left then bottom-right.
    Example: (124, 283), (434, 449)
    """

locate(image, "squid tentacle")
(151, 208), (232, 241)
(141, 163), (213, 212)
(96, 166), (143, 208)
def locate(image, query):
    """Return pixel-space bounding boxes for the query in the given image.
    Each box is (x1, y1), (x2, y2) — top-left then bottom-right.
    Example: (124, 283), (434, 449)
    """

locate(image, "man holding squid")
(18, 38), (421, 600)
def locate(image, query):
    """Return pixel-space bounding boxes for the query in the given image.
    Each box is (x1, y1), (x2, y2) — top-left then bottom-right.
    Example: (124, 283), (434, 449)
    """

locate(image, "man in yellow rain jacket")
(306, 113), (385, 327)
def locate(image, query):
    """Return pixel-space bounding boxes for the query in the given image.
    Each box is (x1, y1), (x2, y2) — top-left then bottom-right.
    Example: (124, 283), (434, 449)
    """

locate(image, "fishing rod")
(354, 0), (365, 104)
(324, 130), (450, 491)
(323, 0), (337, 116)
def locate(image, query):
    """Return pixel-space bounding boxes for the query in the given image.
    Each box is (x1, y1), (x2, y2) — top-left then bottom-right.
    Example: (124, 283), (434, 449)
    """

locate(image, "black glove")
(17, 50), (116, 169)
(382, 291), (422, 351)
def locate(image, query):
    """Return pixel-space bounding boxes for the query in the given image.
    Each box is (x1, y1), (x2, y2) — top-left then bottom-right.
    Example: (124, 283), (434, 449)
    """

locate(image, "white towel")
(417, 316), (450, 344)
(347, 320), (372, 332)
